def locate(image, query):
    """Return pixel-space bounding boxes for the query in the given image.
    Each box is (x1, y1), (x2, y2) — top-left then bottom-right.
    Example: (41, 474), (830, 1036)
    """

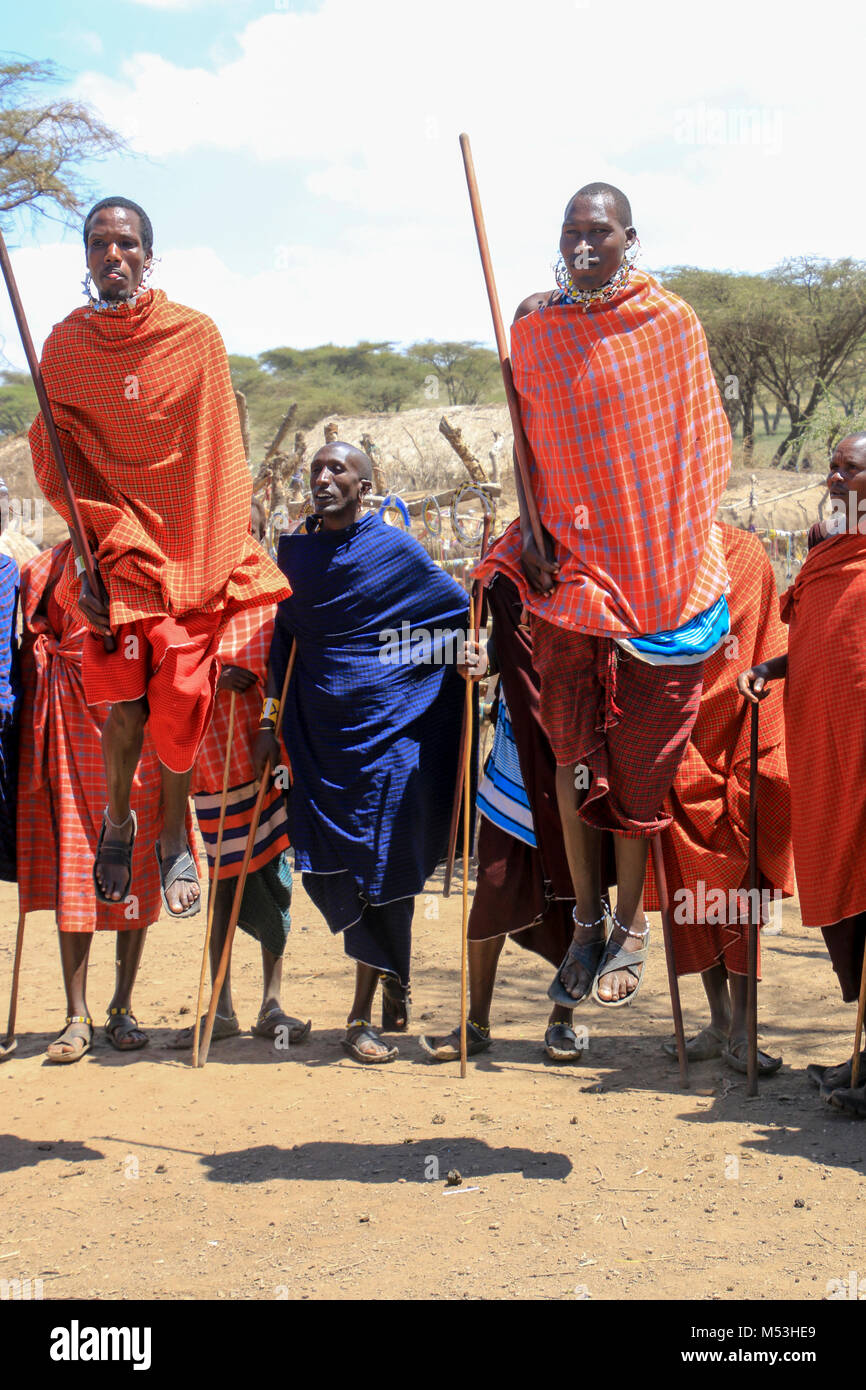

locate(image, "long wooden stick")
(458, 133), (544, 555)
(0, 909), (25, 1060)
(650, 835), (689, 1090)
(191, 691), (236, 1069)
(851, 948), (866, 1089)
(459, 667), (472, 1079)
(444, 513), (491, 897)
(747, 702), (760, 1096)
(197, 643), (296, 1067)
(0, 229), (115, 652)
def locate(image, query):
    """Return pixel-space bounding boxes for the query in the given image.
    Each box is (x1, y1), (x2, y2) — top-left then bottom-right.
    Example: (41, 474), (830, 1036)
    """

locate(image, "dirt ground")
(1, 869), (864, 1303)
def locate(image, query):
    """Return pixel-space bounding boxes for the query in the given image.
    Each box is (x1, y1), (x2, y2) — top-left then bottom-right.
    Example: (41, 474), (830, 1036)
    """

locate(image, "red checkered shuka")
(192, 604), (290, 881)
(781, 529), (866, 929)
(476, 270), (731, 636)
(645, 524), (795, 975)
(29, 289), (290, 628)
(17, 543), (198, 932)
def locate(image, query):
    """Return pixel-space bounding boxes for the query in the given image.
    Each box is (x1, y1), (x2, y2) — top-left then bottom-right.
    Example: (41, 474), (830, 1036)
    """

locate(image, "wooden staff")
(650, 835), (689, 1090)
(0, 229), (115, 652)
(197, 642), (296, 1067)
(459, 651), (473, 1078)
(444, 513), (491, 896)
(458, 134), (544, 556)
(191, 691), (237, 1069)
(747, 702), (760, 1096)
(0, 910), (25, 1060)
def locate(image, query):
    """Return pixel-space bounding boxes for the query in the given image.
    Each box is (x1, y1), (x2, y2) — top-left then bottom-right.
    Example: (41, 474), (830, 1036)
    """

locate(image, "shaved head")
(310, 441), (373, 530)
(311, 441), (373, 481)
(566, 182), (632, 227)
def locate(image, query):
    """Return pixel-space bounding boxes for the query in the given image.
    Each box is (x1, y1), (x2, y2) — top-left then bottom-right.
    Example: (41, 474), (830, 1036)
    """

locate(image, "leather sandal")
(548, 908), (608, 1008)
(592, 914), (650, 1008)
(46, 1015), (93, 1065)
(93, 808), (137, 905)
(342, 1019), (398, 1065)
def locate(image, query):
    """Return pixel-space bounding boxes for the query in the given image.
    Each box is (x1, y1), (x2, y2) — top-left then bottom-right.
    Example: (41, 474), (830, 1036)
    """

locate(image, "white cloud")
(8, 0), (863, 355)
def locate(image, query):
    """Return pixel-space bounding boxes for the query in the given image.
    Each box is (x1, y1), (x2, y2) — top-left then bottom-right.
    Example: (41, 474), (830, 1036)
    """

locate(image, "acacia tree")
(661, 268), (772, 463)
(406, 341), (500, 405)
(0, 57), (124, 223)
(753, 258), (866, 467)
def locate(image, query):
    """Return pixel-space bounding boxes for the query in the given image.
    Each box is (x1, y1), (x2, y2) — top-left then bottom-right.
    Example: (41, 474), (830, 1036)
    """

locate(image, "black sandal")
(105, 1007), (148, 1052)
(93, 808), (137, 905)
(342, 1019), (398, 1065)
(418, 1020), (492, 1062)
(380, 974), (411, 1032)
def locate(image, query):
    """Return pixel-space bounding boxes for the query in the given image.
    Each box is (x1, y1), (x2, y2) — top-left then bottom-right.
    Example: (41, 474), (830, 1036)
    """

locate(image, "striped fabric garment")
(477, 693), (536, 848)
(475, 269), (731, 637)
(192, 605), (290, 881)
(29, 288), (289, 628)
(194, 779), (289, 880)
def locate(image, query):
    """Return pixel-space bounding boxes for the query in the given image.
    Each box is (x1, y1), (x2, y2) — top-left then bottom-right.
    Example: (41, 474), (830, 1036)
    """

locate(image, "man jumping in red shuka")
(30, 196), (289, 918)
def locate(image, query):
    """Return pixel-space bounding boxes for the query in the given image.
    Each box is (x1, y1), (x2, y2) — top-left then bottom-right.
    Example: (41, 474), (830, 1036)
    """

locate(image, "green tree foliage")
(663, 258), (866, 469)
(405, 341), (502, 405)
(0, 370), (38, 436)
(0, 56), (124, 222)
(230, 340), (502, 460)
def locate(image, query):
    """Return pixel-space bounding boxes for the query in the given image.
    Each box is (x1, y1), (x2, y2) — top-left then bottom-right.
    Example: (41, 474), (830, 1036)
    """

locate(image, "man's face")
(559, 193), (635, 292)
(828, 437), (866, 524)
(310, 446), (370, 529)
(86, 207), (152, 302)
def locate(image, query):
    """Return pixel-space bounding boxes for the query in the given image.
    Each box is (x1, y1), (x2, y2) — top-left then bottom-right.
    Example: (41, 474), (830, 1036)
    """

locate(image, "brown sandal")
(46, 1015), (93, 1065)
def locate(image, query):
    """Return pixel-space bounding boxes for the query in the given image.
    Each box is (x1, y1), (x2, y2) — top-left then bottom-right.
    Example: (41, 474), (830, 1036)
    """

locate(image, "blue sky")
(0, 0), (861, 368)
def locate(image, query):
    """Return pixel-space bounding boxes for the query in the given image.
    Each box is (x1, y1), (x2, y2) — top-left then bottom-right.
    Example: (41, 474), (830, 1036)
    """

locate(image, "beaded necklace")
(553, 254), (632, 310)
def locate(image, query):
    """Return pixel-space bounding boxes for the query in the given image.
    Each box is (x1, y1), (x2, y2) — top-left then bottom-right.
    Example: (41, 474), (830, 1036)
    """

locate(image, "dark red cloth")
(530, 617), (703, 837)
(468, 576), (615, 965)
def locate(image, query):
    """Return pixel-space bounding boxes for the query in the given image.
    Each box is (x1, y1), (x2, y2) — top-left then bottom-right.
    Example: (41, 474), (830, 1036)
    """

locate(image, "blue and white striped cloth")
(615, 593), (730, 666)
(477, 693), (536, 848)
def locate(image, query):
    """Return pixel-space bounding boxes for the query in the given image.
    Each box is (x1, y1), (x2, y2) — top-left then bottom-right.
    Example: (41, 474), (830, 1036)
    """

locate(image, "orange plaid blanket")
(476, 270), (731, 636)
(29, 289), (289, 627)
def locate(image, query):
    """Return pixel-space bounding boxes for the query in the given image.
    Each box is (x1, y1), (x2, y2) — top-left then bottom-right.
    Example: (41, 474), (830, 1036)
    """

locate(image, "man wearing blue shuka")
(254, 442), (479, 1064)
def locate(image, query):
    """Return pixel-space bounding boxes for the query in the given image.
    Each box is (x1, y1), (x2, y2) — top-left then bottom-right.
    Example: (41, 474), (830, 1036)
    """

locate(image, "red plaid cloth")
(83, 612), (222, 773)
(644, 525), (794, 974)
(192, 605), (290, 881)
(29, 289), (289, 628)
(17, 543), (196, 932)
(530, 618), (703, 837)
(781, 529), (866, 931)
(475, 270), (730, 636)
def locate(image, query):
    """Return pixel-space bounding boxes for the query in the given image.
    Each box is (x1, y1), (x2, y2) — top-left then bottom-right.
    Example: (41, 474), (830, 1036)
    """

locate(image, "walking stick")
(458, 134), (545, 556)
(0, 230), (115, 652)
(0, 909), (25, 1060)
(459, 661), (472, 1079)
(197, 642), (296, 1067)
(747, 702), (760, 1096)
(444, 513), (491, 896)
(650, 835), (689, 1089)
(191, 691), (237, 1069)
(850, 945), (866, 1089)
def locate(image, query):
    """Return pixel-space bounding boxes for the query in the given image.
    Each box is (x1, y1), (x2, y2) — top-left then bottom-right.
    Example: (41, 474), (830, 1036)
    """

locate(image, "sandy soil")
(1, 869), (864, 1303)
